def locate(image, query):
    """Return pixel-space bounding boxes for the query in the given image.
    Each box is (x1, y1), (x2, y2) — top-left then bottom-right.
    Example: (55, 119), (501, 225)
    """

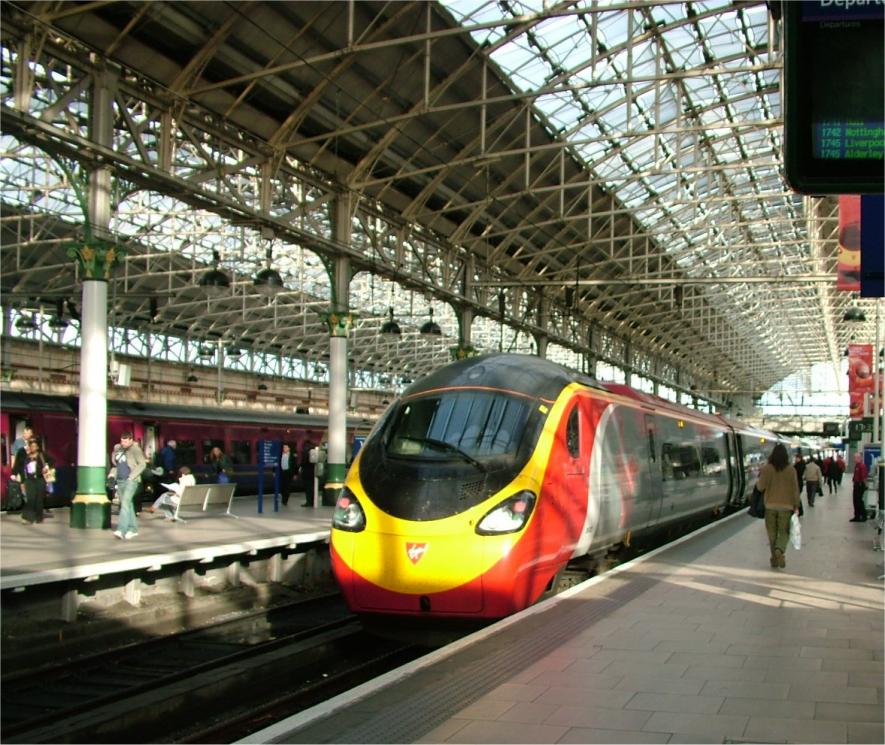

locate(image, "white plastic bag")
(790, 513), (802, 551)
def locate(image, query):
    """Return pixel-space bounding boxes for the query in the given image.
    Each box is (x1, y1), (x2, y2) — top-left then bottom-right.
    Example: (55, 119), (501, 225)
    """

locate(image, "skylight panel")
(573, 136), (608, 163)
(699, 14), (745, 59)
(490, 42), (547, 91)
(535, 91), (581, 129)
(622, 137), (656, 169)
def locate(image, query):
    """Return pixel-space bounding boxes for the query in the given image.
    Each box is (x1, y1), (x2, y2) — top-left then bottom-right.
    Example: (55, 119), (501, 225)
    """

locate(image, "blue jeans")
(117, 479), (140, 535)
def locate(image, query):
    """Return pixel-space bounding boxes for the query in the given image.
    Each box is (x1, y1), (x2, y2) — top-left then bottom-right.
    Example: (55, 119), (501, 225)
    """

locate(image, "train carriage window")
(566, 406), (580, 458)
(203, 439), (225, 463)
(231, 440), (251, 465)
(661, 440), (700, 479)
(176, 440), (197, 467)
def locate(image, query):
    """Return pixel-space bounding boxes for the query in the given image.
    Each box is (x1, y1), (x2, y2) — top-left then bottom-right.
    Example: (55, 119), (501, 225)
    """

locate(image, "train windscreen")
(385, 390), (531, 461)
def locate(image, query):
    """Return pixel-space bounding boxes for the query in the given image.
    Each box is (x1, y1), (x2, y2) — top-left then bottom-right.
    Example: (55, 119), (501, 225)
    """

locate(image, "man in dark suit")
(279, 443), (295, 506)
(300, 437), (316, 507)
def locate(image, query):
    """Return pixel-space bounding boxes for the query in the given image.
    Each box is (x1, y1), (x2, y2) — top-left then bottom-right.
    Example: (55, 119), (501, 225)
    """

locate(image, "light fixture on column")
(380, 306), (401, 336)
(48, 300), (68, 331)
(15, 313), (36, 332)
(843, 306), (866, 322)
(420, 307), (442, 336)
(253, 246), (284, 295)
(199, 250), (230, 295)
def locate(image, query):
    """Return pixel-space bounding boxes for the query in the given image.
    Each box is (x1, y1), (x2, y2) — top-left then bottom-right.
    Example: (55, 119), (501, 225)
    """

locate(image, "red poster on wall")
(837, 195), (861, 292)
(849, 391), (866, 420)
(847, 343), (873, 419)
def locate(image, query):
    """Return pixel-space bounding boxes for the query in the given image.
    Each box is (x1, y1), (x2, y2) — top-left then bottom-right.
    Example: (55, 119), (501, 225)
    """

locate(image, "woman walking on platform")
(755, 443), (801, 569)
(11, 437), (51, 525)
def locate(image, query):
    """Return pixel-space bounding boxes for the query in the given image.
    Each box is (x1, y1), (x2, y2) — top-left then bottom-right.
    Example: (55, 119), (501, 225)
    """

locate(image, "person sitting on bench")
(147, 466), (196, 519)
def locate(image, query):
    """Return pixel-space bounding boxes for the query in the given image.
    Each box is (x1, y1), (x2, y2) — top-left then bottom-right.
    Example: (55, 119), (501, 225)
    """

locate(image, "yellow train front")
(330, 353), (593, 619)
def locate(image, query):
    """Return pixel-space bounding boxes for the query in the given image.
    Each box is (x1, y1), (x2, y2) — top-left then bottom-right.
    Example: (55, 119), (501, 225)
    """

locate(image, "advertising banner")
(847, 343), (873, 419)
(837, 195), (861, 292)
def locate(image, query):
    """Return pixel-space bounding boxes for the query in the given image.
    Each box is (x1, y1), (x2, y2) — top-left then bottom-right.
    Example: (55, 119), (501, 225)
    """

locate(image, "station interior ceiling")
(0, 1), (881, 422)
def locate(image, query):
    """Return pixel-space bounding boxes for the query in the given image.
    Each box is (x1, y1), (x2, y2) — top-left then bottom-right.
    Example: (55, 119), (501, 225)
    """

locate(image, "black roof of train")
(402, 353), (600, 402)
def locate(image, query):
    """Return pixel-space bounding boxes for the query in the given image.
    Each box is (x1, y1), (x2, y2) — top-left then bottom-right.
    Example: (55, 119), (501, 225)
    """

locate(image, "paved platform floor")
(0, 496), (333, 588)
(246, 481), (884, 744)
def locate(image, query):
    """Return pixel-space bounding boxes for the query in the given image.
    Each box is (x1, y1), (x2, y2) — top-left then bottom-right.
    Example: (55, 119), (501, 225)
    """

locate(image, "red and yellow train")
(331, 353), (781, 620)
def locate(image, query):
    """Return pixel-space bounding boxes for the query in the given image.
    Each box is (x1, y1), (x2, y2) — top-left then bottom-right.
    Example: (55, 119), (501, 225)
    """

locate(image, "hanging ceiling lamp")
(380, 306), (402, 336)
(48, 299), (68, 330)
(225, 346), (243, 358)
(15, 314), (37, 332)
(420, 307), (442, 336)
(199, 250), (230, 295)
(254, 246), (284, 295)
(843, 306), (866, 322)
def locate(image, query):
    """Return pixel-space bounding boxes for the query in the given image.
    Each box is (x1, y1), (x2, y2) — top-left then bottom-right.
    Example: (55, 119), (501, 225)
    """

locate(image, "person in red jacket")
(850, 453), (869, 522)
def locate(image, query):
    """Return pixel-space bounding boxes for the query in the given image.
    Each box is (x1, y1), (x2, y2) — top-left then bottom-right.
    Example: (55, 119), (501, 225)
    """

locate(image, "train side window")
(203, 439), (225, 463)
(231, 440), (251, 465)
(566, 406), (579, 458)
(176, 440), (197, 467)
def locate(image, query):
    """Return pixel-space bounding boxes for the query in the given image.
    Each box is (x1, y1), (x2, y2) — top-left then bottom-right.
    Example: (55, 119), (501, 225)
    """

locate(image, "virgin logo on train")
(406, 542), (427, 564)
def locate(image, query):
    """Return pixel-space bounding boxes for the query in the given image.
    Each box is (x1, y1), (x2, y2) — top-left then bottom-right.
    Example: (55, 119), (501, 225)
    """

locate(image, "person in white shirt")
(280, 443), (296, 505)
(147, 466), (196, 519)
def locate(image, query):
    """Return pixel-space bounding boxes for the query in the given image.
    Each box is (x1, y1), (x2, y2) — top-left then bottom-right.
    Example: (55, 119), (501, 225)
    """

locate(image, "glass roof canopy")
(0, 0), (879, 417)
(447, 0), (796, 284)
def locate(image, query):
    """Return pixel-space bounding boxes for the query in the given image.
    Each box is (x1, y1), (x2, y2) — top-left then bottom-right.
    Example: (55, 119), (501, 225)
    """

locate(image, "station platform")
(246, 483), (884, 745)
(1, 496), (335, 622)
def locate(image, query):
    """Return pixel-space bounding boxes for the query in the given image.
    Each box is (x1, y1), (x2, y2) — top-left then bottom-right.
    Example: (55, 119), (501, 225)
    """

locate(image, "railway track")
(2, 594), (427, 744)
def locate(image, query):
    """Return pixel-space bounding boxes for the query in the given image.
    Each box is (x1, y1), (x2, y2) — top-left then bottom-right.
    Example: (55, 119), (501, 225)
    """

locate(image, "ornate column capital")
(66, 238), (125, 280)
(449, 344), (480, 361)
(322, 310), (356, 338)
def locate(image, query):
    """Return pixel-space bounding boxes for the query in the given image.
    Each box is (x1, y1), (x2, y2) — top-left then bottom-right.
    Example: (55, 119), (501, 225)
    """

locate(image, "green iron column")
(68, 242), (121, 528)
(323, 194), (354, 507)
(70, 66), (120, 529)
(450, 255), (478, 361)
(322, 305), (354, 506)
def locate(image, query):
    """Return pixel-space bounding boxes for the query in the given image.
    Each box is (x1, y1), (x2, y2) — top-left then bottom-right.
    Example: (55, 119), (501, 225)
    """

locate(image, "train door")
(725, 430), (744, 506)
(643, 413), (664, 525)
(563, 400), (586, 499)
(535, 396), (589, 562)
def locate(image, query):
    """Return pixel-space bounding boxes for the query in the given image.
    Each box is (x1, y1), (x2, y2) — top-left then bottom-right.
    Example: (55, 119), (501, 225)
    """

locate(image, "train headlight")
(332, 487), (366, 532)
(476, 490), (536, 535)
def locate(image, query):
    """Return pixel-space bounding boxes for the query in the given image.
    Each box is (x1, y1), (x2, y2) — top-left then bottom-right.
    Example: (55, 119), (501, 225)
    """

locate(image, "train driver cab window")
(386, 391), (531, 460)
(566, 406), (580, 459)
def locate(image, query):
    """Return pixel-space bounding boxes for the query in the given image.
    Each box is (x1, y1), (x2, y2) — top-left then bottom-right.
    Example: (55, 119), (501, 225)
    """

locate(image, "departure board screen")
(784, 1), (885, 194)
